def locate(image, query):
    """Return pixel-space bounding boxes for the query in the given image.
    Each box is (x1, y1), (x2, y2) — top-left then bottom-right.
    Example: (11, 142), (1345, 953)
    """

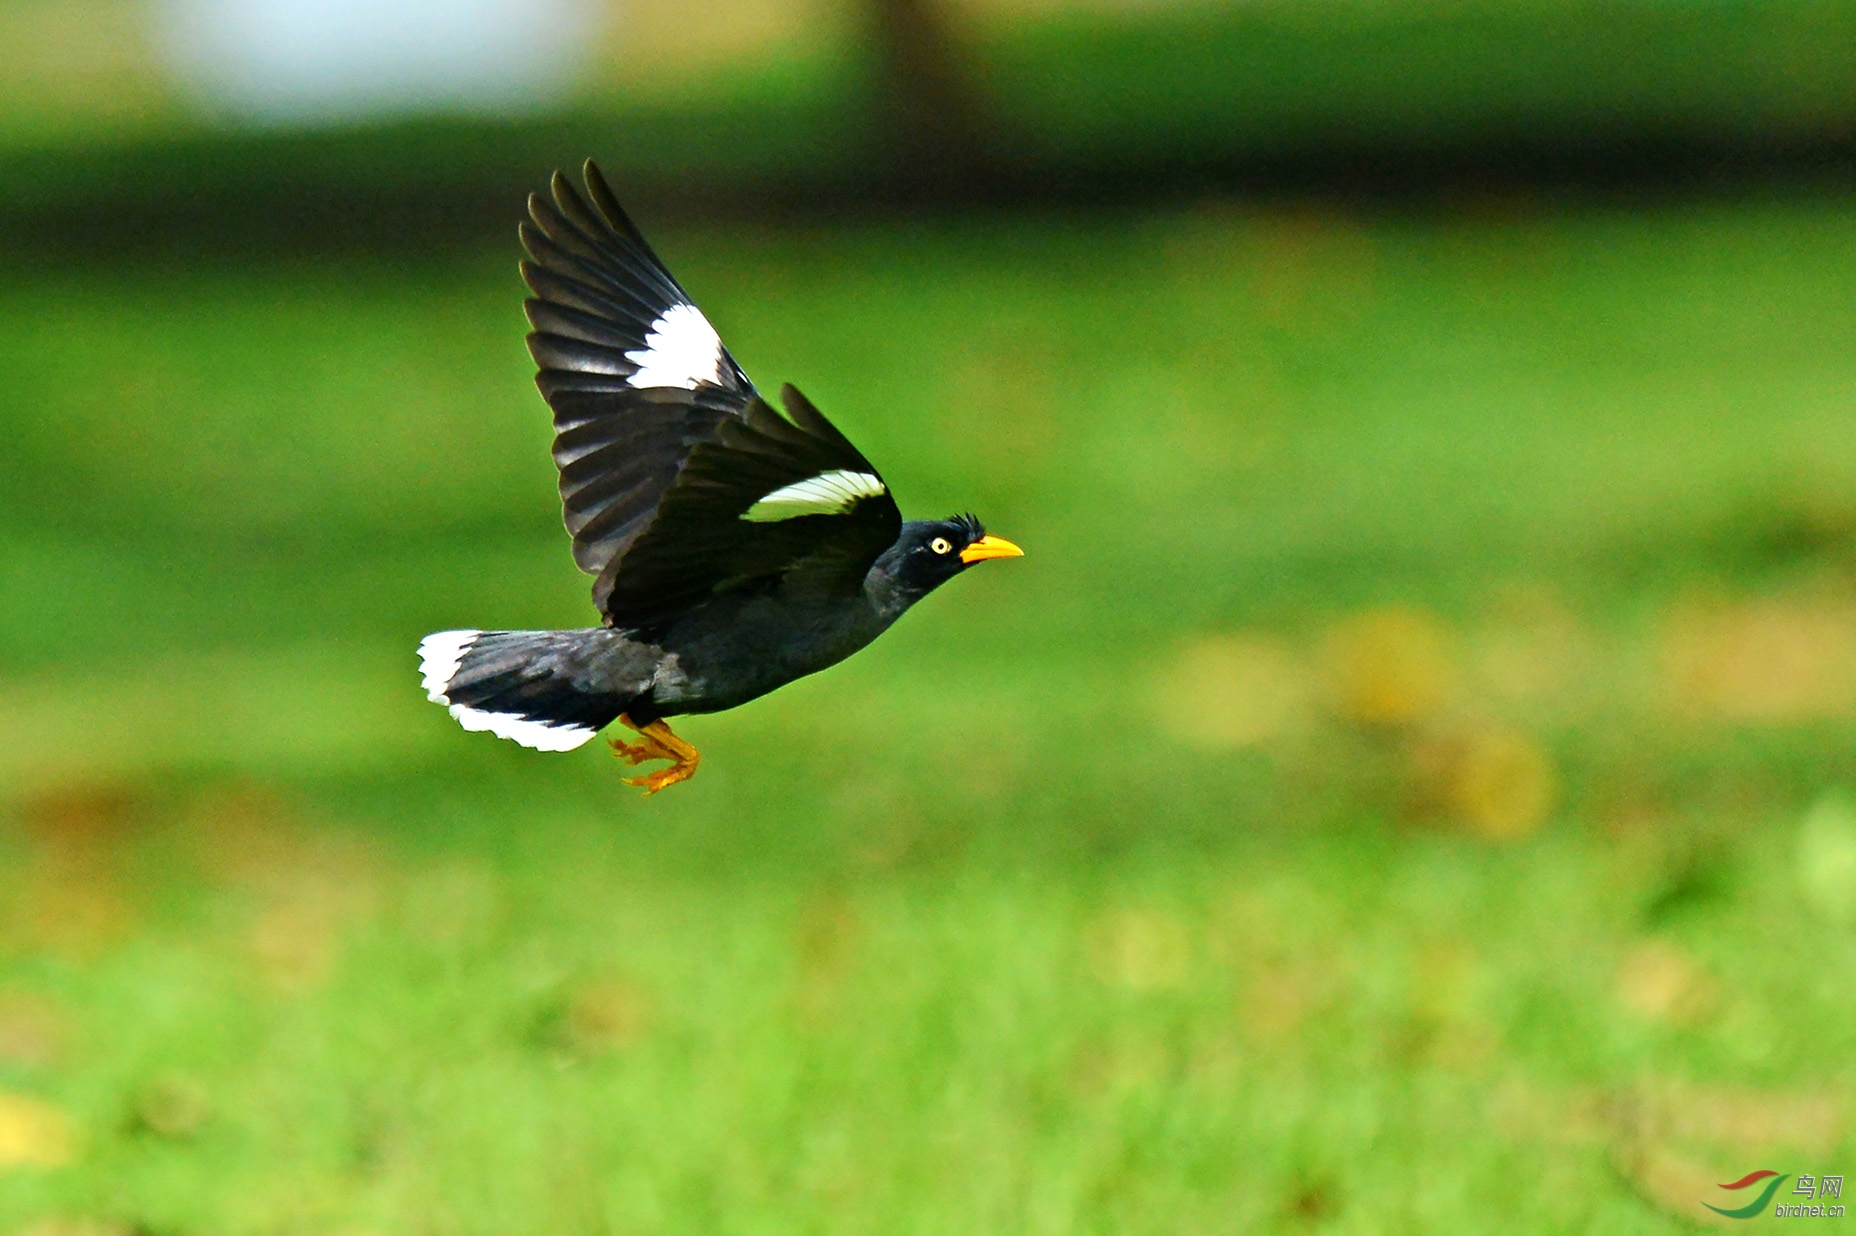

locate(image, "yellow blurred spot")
(1323, 606), (1456, 727)
(4, 778), (144, 957)
(1068, 1035), (1171, 1097)
(1470, 585), (1589, 709)
(793, 890), (860, 1026)
(562, 979), (654, 1056)
(1608, 1078), (1843, 1220)
(1615, 942), (1716, 1025)
(1798, 792), (1856, 926)
(592, 0), (847, 89)
(1242, 966), (1313, 1040)
(1088, 909), (1192, 992)
(1611, 1142), (1741, 1227)
(1411, 725), (1557, 840)
(1150, 633), (1311, 749)
(182, 789), (381, 992)
(840, 774), (955, 870)
(1486, 1077), (1607, 1146)
(0, 994), (67, 1069)
(134, 1074), (210, 1140)
(19, 859), (132, 959)
(1632, 1082), (1844, 1154)
(16, 781), (144, 849)
(1661, 594), (1856, 722)
(0, 1092), (75, 1169)
(248, 893), (349, 993)
(0, 0), (173, 143)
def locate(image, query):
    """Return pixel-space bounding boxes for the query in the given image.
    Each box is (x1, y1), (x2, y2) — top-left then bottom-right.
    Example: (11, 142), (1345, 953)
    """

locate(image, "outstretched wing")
(522, 162), (901, 631)
(522, 161), (756, 588)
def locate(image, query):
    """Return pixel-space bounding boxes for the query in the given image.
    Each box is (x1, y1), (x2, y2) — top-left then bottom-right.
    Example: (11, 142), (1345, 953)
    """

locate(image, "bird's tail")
(417, 629), (626, 751)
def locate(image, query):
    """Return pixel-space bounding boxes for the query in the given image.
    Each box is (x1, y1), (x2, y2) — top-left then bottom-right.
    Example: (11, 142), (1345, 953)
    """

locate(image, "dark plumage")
(418, 161), (1022, 792)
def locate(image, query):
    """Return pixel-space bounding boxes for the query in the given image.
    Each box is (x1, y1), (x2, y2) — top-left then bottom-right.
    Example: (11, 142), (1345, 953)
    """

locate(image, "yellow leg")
(609, 713), (701, 795)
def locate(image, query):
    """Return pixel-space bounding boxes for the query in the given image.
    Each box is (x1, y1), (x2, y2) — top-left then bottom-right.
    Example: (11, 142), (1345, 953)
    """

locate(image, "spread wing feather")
(522, 162), (901, 631)
(523, 162), (754, 578)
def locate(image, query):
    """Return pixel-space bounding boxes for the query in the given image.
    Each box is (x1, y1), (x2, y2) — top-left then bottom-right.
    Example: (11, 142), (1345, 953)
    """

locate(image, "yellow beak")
(960, 534), (1025, 564)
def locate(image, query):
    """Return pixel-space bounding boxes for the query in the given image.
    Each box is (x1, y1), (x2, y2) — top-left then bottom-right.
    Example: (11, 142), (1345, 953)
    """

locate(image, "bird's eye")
(930, 537), (952, 555)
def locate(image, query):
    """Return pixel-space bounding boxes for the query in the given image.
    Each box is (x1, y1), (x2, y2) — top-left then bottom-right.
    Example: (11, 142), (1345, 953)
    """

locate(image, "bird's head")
(881, 514), (1023, 598)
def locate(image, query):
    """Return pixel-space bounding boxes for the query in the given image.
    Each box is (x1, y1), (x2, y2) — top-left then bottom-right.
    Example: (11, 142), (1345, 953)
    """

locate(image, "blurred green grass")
(2, 191), (1856, 1229)
(975, 0), (1856, 165)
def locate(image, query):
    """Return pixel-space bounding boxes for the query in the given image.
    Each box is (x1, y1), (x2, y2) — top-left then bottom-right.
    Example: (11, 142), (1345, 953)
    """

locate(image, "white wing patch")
(741, 470), (887, 521)
(624, 303), (723, 390)
(447, 706), (598, 752)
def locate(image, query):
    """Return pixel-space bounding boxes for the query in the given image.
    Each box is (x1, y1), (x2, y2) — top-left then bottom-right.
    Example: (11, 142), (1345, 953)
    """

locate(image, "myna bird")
(418, 162), (1023, 793)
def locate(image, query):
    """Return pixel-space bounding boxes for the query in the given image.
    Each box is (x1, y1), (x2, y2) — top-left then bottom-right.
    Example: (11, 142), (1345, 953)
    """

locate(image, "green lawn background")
(0, 190), (1853, 1230)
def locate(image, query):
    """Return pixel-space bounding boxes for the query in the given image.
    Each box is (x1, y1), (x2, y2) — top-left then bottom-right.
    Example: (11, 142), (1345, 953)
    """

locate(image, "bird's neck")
(863, 550), (932, 623)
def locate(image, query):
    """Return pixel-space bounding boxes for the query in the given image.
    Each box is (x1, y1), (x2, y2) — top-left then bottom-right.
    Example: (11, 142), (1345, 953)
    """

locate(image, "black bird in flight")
(419, 162), (1023, 793)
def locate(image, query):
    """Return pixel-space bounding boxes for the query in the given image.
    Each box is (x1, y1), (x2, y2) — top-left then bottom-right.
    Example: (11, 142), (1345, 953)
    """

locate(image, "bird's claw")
(609, 735), (671, 766)
(622, 763), (699, 795)
(611, 714), (701, 795)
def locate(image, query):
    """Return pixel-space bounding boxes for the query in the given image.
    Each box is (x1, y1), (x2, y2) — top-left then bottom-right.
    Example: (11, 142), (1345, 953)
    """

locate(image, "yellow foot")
(623, 762), (700, 795)
(610, 713), (701, 796)
(608, 732), (673, 766)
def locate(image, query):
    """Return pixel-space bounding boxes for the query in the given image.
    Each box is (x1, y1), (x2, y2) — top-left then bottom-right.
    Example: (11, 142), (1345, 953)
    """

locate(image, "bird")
(417, 161), (1023, 794)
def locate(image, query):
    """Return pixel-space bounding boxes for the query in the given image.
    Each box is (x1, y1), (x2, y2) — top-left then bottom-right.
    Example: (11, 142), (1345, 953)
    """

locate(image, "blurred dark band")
(5, 0), (1856, 259)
